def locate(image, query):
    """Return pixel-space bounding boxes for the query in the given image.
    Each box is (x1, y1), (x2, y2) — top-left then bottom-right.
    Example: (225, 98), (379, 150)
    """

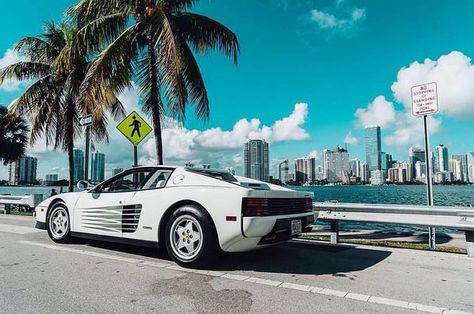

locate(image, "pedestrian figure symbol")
(116, 111), (152, 146)
(130, 115), (142, 138)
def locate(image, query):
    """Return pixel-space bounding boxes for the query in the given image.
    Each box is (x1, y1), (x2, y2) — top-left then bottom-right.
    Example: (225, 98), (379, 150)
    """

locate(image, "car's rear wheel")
(165, 205), (220, 268)
(47, 203), (71, 243)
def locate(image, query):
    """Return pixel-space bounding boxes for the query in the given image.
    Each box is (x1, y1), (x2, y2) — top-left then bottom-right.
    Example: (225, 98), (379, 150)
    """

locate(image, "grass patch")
(0, 210), (33, 216)
(299, 233), (467, 254)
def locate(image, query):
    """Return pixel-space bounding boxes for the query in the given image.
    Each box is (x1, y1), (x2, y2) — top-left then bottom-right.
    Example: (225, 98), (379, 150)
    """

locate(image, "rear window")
(186, 168), (238, 182)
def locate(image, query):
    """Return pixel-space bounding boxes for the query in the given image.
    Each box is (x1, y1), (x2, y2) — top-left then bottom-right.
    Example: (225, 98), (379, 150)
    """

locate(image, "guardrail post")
(5, 204), (11, 215)
(465, 231), (474, 258)
(330, 221), (339, 244)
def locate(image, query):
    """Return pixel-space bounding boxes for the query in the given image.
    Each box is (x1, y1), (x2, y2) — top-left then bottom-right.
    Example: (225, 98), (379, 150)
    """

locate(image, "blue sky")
(1, 0), (474, 180)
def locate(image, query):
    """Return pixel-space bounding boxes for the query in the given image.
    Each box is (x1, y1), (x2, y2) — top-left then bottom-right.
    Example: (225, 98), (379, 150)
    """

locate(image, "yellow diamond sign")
(116, 111), (152, 146)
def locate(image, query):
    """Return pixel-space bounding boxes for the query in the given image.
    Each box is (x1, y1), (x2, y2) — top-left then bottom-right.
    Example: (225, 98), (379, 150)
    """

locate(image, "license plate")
(291, 219), (302, 235)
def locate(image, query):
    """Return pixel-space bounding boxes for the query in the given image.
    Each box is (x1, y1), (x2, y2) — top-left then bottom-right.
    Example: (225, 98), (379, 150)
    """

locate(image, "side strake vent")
(122, 204), (142, 233)
(242, 198), (313, 217)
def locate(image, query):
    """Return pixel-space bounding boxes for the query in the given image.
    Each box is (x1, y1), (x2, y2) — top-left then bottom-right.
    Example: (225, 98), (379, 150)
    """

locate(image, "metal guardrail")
(0, 194), (43, 214)
(313, 202), (474, 258)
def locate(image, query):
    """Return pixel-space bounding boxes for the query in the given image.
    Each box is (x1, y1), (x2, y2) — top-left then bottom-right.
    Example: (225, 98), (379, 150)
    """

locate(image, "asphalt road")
(1, 215), (473, 314)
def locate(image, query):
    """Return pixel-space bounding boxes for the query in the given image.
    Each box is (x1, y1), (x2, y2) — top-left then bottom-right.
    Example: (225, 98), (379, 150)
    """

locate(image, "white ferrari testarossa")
(35, 166), (314, 267)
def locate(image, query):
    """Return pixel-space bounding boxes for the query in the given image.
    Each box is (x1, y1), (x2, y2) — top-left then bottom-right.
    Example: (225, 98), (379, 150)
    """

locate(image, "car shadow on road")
(215, 241), (391, 275)
(68, 238), (390, 275)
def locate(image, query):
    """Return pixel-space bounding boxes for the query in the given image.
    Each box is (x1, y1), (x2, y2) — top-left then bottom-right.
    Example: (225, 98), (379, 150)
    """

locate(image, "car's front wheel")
(165, 205), (220, 268)
(47, 203), (71, 243)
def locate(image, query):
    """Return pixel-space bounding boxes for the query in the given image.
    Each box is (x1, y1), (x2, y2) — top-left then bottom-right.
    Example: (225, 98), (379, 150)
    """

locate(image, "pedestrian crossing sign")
(116, 111), (152, 146)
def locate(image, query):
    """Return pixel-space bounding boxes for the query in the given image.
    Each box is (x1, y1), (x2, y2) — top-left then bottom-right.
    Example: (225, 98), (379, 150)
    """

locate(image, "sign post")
(79, 114), (93, 181)
(411, 82), (438, 249)
(116, 111), (152, 168)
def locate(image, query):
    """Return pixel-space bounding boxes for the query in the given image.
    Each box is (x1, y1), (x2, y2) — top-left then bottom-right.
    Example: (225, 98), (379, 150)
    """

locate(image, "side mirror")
(77, 180), (94, 190)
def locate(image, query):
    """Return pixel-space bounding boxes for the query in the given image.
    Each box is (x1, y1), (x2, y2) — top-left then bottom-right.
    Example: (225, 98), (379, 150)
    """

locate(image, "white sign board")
(411, 82), (438, 116)
(79, 114), (93, 127)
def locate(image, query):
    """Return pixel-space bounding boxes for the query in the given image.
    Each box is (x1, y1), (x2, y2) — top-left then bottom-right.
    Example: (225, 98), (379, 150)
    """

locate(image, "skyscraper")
(452, 155), (468, 182)
(73, 148), (84, 183)
(243, 139), (269, 182)
(91, 152), (105, 183)
(279, 160), (289, 183)
(349, 158), (361, 178)
(380, 152), (392, 177)
(323, 147), (350, 183)
(295, 157), (316, 184)
(448, 159), (462, 181)
(468, 152), (474, 183)
(435, 144), (449, 172)
(365, 125), (382, 172)
(8, 156), (37, 185)
(360, 163), (370, 183)
(408, 147), (425, 181)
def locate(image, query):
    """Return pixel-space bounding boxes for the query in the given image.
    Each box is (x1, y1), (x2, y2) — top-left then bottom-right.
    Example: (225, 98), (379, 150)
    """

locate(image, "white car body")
(35, 166), (314, 252)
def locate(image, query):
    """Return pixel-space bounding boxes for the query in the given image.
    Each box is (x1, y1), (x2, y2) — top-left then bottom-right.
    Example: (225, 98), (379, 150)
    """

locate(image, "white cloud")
(354, 95), (397, 128)
(391, 51), (474, 118)
(384, 113), (441, 147)
(0, 48), (25, 92)
(307, 150), (320, 159)
(310, 3), (366, 33)
(344, 131), (358, 145)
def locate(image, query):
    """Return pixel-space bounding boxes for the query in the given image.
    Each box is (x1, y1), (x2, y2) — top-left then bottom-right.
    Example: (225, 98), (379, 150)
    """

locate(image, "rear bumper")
(242, 212), (314, 238)
(222, 213), (314, 252)
(257, 215), (314, 245)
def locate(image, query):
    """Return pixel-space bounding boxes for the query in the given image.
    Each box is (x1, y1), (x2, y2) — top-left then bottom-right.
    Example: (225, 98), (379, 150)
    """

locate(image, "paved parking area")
(1, 215), (473, 313)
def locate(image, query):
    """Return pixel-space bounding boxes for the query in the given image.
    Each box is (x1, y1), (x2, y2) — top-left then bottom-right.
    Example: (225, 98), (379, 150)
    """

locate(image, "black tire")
(165, 205), (220, 268)
(46, 202), (72, 243)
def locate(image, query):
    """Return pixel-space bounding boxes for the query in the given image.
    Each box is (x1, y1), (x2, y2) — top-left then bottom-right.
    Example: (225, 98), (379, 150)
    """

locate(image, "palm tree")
(68, 0), (239, 164)
(0, 22), (124, 191)
(0, 106), (29, 165)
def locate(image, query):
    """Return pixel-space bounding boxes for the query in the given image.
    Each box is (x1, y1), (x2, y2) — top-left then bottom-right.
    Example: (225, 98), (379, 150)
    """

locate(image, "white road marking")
(0, 223), (41, 234)
(18, 240), (472, 314)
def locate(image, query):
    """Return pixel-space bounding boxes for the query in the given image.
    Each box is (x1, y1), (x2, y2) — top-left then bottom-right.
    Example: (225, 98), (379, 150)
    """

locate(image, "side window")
(100, 170), (156, 192)
(142, 170), (173, 189)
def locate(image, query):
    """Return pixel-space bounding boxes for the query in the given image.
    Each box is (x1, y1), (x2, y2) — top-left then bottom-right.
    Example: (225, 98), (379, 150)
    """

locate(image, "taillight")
(241, 198), (270, 216)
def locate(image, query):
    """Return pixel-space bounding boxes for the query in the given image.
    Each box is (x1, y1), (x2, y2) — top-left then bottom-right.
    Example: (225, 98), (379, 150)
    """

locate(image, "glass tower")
(243, 139), (269, 182)
(73, 148), (84, 183)
(365, 125), (381, 172)
(435, 144), (449, 172)
(91, 152), (105, 183)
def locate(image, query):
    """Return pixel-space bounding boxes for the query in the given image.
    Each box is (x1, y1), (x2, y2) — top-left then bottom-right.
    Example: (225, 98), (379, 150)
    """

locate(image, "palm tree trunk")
(148, 40), (164, 165)
(66, 99), (75, 192)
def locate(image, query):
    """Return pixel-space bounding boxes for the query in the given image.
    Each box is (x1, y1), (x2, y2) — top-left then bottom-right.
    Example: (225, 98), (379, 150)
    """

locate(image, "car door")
(73, 168), (157, 237)
(121, 168), (174, 242)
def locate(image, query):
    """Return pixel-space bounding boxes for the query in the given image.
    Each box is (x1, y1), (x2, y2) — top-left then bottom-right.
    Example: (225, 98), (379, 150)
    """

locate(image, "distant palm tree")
(0, 22), (124, 191)
(0, 106), (29, 165)
(69, 0), (239, 164)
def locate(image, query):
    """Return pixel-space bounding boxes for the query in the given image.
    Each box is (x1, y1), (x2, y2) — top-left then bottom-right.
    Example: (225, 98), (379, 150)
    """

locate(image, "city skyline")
(1, 1), (474, 179)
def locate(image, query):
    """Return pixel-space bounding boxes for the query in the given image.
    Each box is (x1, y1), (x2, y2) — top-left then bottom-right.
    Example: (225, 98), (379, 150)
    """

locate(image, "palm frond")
(179, 40), (209, 120)
(149, 9), (187, 118)
(0, 62), (50, 84)
(67, 0), (129, 26)
(15, 37), (58, 64)
(80, 24), (138, 110)
(74, 12), (128, 54)
(171, 12), (240, 64)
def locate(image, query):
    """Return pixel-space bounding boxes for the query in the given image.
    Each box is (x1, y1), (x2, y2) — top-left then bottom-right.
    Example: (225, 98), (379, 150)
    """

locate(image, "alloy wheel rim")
(49, 207), (69, 239)
(170, 215), (203, 260)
